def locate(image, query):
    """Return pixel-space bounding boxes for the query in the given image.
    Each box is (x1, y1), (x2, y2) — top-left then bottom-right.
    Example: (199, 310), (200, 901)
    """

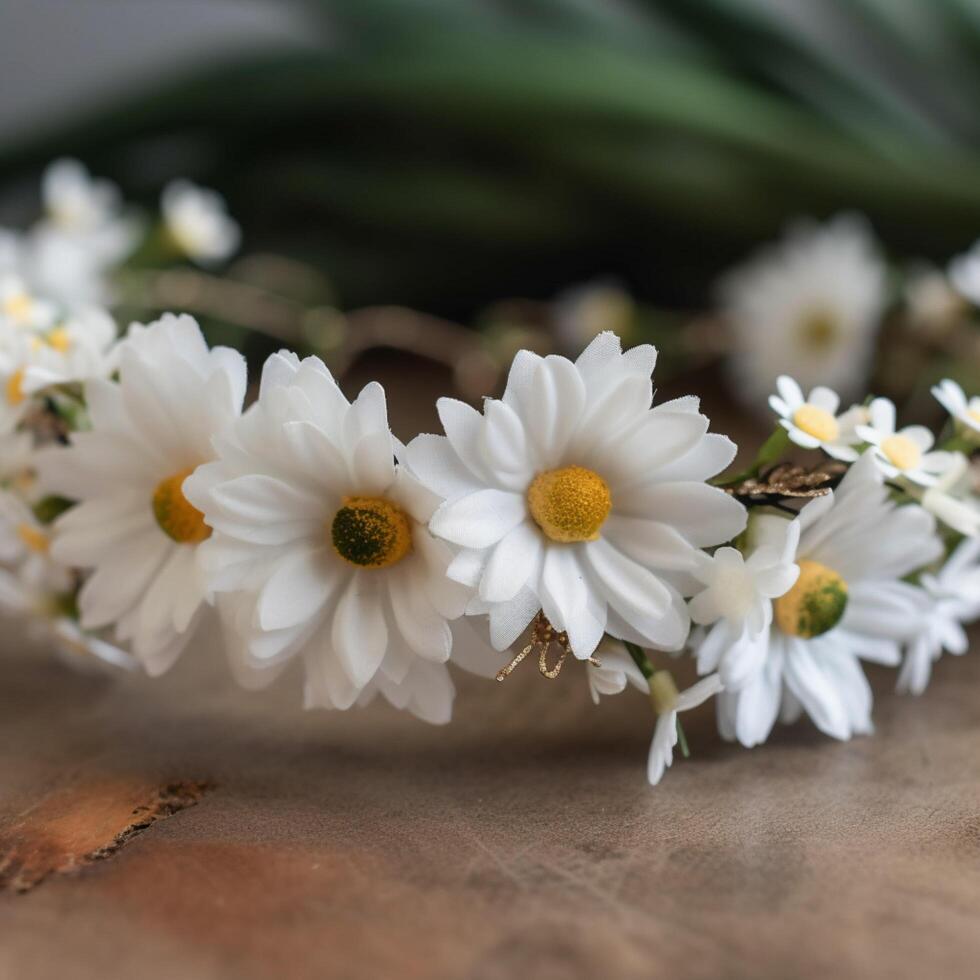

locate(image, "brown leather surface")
(1, 620), (979, 980)
(0, 356), (977, 979)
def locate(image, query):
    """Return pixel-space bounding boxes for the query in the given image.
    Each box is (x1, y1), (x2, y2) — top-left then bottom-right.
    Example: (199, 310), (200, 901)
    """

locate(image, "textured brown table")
(1, 357), (978, 979)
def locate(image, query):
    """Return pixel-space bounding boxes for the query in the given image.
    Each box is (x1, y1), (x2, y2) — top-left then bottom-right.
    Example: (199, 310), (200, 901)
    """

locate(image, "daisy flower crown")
(1, 162), (978, 788)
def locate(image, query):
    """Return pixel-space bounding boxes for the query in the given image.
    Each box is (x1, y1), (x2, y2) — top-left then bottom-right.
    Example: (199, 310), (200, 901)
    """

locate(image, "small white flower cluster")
(0, 161), (239, 666)
(0, 165), (977, 790)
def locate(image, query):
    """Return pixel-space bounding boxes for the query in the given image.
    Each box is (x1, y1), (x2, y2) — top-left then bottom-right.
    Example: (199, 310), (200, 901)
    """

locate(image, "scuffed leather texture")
(0, 358), (977, 979)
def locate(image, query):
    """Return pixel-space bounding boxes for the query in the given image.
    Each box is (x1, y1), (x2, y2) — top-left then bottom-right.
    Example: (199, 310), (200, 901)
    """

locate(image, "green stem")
(676, 719), (690, 759)
(623, 640), (654, 679)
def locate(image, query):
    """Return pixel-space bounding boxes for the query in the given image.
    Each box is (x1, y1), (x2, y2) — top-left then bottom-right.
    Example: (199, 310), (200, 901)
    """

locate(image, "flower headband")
(1, 163), (978, 788)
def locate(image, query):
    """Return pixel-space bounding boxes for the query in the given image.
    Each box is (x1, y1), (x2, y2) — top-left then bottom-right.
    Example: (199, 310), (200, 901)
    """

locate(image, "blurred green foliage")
(5, 0), (980, 315)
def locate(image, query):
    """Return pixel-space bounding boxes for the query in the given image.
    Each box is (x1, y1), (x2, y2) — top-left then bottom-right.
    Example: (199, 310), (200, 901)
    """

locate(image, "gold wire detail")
(495, 611), (601, 682)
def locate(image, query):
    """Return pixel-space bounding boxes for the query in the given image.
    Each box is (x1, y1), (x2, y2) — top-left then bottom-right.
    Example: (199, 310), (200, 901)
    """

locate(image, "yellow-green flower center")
(331, 495), (412, 569)
(17, 523), (49, 554)
(774, 559), (848, 638)
(798, 309), (840, 352)
(44, 326), (72, 352)
(152, 469), (211, 544)
(527, 465), (612, 543)
(792, 404), (839, 443)
(648, 670), (679, 715)
(967, 407), (980, 426)
(5, 367), (25, 406)
(2, 292), (33, 325)
(880, 433), (921, 472)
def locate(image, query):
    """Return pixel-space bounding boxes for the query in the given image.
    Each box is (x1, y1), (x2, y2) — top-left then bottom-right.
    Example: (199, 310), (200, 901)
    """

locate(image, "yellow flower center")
(2, 292), (33, 325)
(967, 406), (980, 425)
(17, 523), (49, 553)
(798, 309), (840, 352)
(792, 404), (840, 443)
(527, 465), (612, 543)
(774, 559), (848, 638)
(330, 495), (412, 569)
(880, 433), (922, 472)
(152, 468), (211, 544)
(648, 669), (679, 715)
(5, 367), (25, 406)
(45, 326), (72, 352)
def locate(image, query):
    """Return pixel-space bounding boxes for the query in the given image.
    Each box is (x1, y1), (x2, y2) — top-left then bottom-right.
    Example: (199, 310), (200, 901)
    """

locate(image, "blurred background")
(2, 0), (979, 412)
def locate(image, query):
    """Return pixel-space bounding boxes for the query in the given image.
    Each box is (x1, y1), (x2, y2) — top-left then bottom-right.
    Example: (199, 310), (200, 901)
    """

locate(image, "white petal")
(616, 482), (747, 547)
(585, 537), (671, 621)
(539, 546), (606, 658)
(646, 713), (677, 786)
(331, 572), (387, 687)
(256, 546), (336, 631)
(479, 521), (541, 603)
(429, 490), (526, 549)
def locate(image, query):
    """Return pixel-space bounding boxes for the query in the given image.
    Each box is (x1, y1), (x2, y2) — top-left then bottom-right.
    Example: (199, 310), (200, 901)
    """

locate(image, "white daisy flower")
(0, 489), (71, 597)
(21, 307), (118, 396)
(706, 452), (942, 747)
(42, 159), (123, 237)
(919, 453), (980, 538)
(162, 180), (240, 265)
(407, 331), (747, 660)
(932, 379), (980, 442)
(184, 350), (471, 713)
(18, 223), (126, 310)
(0, 274), (57, 334)
(688, 526), (801, 689)
(718, 214), (886, 408)
(898, 537), (980, 696)
(35, 313), (247, 675)
(768, 376), (862, 460)
(586, 637), (647, 704)
(0, 333), (45, 434)
(855, 397), (954, 487)
(647, 671), (723, 786)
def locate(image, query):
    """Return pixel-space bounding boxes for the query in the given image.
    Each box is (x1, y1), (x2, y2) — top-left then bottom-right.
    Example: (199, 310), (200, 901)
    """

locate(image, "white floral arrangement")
(2, 162), (979, 788)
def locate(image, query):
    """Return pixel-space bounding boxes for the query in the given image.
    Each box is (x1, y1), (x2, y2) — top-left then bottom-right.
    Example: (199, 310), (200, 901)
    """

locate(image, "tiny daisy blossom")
(897, 537), (980, 696)
(647, 671), (723, 786)
(0, 489), (72, 601)
(586, 637), (647, 704)
(0, 274), (57, 334)
(21, 307), (118, 396)
(932, 379), (980, 441)
(184, 351), (471, 713)
(918, 452), (980, 538)
(162, 180), (240, 265)
(856, 397), (954, 487)
(36, 314), (247, 675)
(0, 333), (45, 434)
(706, 452), (942, 746)
(42, 159), (123, 237)
(768, 376), (862, 460)
(688, 527), (800, 689)
(717, 214), (885, 408)
(408, 331), (747, 661)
